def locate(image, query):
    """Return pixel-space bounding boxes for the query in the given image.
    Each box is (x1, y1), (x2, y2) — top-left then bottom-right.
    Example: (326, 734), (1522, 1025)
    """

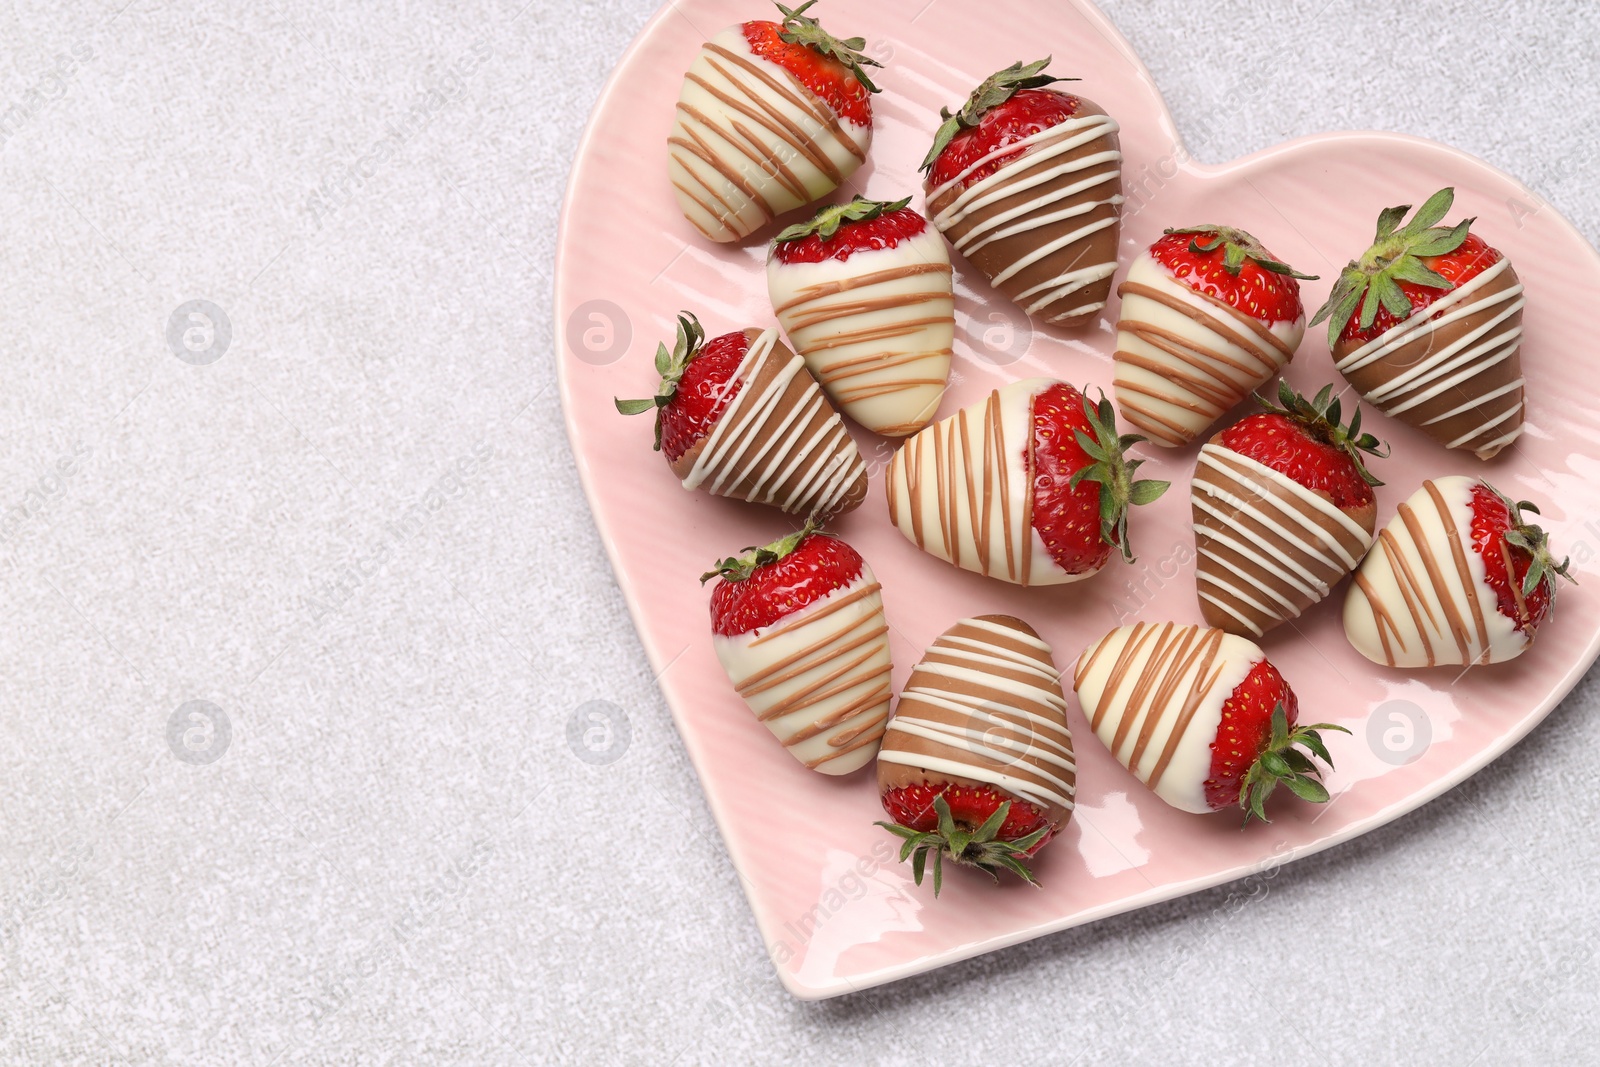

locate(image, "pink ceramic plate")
(555, 0), (1600, 999)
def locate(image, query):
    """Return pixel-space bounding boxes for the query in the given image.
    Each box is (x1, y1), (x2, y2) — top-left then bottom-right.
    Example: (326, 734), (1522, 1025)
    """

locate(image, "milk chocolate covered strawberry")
(705, 524), (890, 774)
(876, 615), (1074, 892)
(669, 2), (881, 243)
(921, 59), (1123, 326)
(1312, 188), (1526, 459)
(615, 312), (867, 519)
(1115, 226), (1316, 448)
(885, 378), (1168, 586)
(1192, 383), (1388, 638)
(767, 196), (954, 437)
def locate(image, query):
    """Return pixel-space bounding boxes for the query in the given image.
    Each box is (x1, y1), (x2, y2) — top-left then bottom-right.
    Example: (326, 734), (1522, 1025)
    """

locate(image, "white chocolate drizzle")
(879, 616), (1076, 815)
(926, 114), (1123, 322)
(683, 328), (865, 519)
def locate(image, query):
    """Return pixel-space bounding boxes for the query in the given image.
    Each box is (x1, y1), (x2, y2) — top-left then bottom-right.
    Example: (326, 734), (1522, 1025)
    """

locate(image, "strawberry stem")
(919, 57), (1079, 173)
(1253, 380), (1390, 487)
(875, 795), (1048, 896)
(772, 195), (911, 245)
(774, 1), (882, 93)
(613, 311), (706, 452)
(1309, 187), (1475, 347)
(1481, 482), (1577, 599)
(1066, 387), (1170, 563)
(1163, 225), (1317, 280)
(701, 519), (820, 584)
(1238, 705), (1350, 825)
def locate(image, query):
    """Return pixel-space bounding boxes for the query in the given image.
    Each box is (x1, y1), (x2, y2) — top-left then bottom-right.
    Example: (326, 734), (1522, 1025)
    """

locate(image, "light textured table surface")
(2, 0), (1597, 1063)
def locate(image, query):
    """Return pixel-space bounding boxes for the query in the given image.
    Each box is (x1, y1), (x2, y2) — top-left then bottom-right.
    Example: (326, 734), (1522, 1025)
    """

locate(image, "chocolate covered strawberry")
(920, 58), (1123, 327)
(669, 1), (881, 243)
(1075, 622), (1348, 822)
(767, 196), (954, 437)
(1311, 188), (1526, 459)
(705, 522), (890, 774)
(615, 312), (866, 519)
(876, 615), (1074, 892)
(885, 378), (1169, 585)
(1115, 226), (1317, 448)
(1344, 477), (1573, 667)
(1193, 382), (1389, 637)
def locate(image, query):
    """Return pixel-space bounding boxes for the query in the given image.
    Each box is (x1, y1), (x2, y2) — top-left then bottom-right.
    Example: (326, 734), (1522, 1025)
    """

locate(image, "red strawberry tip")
(771, 194), (913, 246)
(1309, 186), (1478, 347)
(700, 517), (820, 584)
(1162, 225), (1317, 280)
(613, 311), (708, 451)
(1480, 482), (1577, 600)
(875, 794), (1047, 896)
(1069, 387), (1171, 563)
(919, 57), (1080, 173)
(1237, 705), (1349, 825)
(772, 1), (882, 94)
(1253, 379), (1390, 488)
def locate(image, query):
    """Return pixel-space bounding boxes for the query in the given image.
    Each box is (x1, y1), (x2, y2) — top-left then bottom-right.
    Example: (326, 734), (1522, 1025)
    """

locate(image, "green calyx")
(919, 57), (1079, 173)
(772, 195), (912, 245)
(1309, 187), (1476, 347)
(875, 795), (1049, 896)
(700, 520), (819, 584)
(1480, 482), (1577, 600)
(774, 1), (882, 94)
(1068, 388), (1170, 564)
(612, 311), (706, 452)
(1238, 706), (1350, 825)
(1255, 380), (1390, 488)
(1164, 225), (1318, 280)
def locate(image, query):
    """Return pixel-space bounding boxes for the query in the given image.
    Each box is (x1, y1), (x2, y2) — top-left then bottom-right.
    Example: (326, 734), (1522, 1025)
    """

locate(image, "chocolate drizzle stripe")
(1113, 276), (1295, 446)
(1375, 527), (1438, 666)
(1355, 571), (1400, 664)
(772, 262), (953, 317)
(880, 618), (1075, 815)
(1425, 479), (1490, 656)
(1146, 630), (1225, 790)
(748, 581), (881, 648)
(1335, 260), (1526, 455)
(684, 67), (828, 189)
(739, 622), (889, 702)
(702, 45), (856, 172)
(1398, 499), (1472, 661)
(715, 572), (890, 768)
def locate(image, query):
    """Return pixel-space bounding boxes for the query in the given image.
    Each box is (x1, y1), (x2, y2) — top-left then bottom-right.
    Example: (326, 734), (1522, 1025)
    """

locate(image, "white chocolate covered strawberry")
(1074, 622), (1347, 822)
(705, 524), (890, 774)
(1114, 227), (1315, 448)
(668, 2), (880, 243)
(767, 197), (954, 437)
(885, 378), (1168, 586)
(1344, 477), (1573, 667)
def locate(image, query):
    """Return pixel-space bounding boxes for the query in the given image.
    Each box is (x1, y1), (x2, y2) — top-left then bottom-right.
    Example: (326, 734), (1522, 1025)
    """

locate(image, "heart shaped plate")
(554, 0), (1600, 998)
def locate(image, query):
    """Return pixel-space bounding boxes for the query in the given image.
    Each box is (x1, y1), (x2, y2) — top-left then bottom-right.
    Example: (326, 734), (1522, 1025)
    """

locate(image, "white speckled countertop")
(1, 0), (1595, 1062)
